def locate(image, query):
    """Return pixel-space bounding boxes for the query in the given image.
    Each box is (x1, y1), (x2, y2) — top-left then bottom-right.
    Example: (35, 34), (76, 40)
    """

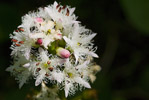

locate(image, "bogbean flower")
(6, 1), (100, 98)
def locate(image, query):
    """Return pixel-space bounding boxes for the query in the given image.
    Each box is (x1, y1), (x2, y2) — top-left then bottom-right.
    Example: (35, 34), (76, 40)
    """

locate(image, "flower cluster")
(6, 1), (100, 98)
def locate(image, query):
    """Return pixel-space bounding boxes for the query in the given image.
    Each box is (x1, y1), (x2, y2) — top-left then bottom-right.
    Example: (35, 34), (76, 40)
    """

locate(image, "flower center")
(68, 73), (73, 78)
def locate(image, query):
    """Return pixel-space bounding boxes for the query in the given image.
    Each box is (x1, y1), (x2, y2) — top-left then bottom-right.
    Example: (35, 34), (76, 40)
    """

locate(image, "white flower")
(7, 1), (100, 99)
(63, 23), (98, 63)
(63, 60), (91, 97)
(10, 31), (34, 60)
(6, 53), (31, 88)
(45, 1), (77, 30)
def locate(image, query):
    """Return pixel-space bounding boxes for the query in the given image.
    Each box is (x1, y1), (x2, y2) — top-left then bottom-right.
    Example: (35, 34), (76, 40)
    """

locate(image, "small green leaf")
(58, 39), (66, 48)
(48, 41), (57, 55)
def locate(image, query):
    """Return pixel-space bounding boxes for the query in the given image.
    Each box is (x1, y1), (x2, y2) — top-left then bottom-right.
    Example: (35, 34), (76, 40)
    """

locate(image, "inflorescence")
(6, 1), (101, 98)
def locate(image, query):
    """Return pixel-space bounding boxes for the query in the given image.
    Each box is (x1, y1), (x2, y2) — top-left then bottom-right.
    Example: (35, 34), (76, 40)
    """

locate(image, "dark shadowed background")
(0, 0), (149, 100)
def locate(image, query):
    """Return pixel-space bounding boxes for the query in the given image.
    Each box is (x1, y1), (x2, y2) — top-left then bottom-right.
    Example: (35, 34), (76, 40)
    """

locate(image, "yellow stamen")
(77, 42), (81, 46)
(44, 63), (48, 68)
(68, 73), (73, 78)
(47, 29), (51, 35)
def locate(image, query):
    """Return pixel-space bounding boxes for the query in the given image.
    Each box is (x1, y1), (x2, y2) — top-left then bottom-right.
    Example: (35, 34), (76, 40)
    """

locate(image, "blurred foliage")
(120, 0), (149, 34)
(25, 89), (98, 100)
(0, 0), (149, 100)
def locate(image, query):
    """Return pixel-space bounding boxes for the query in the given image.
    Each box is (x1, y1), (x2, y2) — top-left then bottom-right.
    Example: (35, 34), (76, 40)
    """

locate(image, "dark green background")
(0, 0), (149, 100)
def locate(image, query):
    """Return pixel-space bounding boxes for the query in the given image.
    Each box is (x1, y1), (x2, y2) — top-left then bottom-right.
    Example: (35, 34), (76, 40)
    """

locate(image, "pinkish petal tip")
(35, 17), (43, 23)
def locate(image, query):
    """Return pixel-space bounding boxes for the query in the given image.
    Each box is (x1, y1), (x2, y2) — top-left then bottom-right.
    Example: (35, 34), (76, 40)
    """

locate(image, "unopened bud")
(56, 47), (70, 58)
(36, 38), (43, 45)
(89, 74), (96, 83)
(92, 65), (101, 72)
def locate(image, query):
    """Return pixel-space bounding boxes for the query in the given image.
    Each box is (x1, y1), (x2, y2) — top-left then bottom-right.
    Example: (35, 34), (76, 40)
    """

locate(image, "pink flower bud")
(60, 49), (70, 58)
(36, 38), (43, 45)
(35, 17), (43, 23)
(56, 47), (70, 58)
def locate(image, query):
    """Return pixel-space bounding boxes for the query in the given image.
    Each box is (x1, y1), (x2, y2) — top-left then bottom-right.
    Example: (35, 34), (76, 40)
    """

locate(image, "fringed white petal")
(23, 63), (30, 68)
(88, 51), (99, 58)
(76, 61), (89, 69)
(35, 74), (45, 86)
(52, 72), (64, 83)
(38, 47), (49, 61)
(74, 77), (91, 88)
(64, 82), (71, 97)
